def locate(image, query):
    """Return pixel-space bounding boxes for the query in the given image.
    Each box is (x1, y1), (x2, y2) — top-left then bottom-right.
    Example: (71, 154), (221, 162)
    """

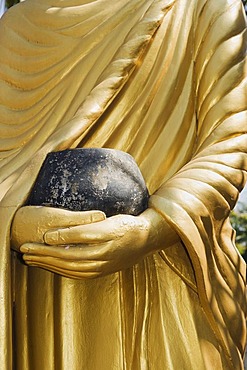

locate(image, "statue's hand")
(18, 208), (179, 279)
(11, 206), (106, 252)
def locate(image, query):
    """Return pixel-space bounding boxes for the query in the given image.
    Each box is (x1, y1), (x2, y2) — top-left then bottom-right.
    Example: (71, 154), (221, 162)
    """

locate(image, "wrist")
(141, 208), (180, 253)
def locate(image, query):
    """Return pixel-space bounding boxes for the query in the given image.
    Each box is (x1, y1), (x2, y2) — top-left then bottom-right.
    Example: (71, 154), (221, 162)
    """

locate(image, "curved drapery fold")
(150, 1), (247, 366)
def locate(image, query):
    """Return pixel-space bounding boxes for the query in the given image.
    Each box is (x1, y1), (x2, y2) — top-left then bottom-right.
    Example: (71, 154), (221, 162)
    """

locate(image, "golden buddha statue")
(0, 0), (246, 369)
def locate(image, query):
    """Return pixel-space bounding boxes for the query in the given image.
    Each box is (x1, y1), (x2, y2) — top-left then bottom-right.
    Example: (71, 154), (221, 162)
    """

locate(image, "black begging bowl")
(27, 148), (149, 217)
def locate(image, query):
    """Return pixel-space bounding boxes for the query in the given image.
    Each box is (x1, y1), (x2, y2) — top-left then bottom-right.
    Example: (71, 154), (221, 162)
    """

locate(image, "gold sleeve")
(150, 0), (247, 366)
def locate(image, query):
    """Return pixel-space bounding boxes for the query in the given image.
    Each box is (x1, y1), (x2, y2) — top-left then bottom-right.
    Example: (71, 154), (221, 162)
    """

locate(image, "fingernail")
(93, 215), (103, 222)
(94, 212), (106, 222)
(20, 246), (30, 253)
(23, 255), (30, 261)
(23, 256), (32, 265)
(44, 231), (58, 244)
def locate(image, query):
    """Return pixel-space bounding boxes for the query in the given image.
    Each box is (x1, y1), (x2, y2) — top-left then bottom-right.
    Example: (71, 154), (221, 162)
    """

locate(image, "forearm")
(142, 207), (180, 253)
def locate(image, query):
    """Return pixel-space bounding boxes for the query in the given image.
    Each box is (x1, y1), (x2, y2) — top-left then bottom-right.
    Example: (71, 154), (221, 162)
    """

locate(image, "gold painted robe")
(0, 0), (246, 369)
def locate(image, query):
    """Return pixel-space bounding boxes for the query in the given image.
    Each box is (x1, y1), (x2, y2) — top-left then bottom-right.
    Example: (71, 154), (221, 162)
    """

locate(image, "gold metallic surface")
(0, 0), (246, 369)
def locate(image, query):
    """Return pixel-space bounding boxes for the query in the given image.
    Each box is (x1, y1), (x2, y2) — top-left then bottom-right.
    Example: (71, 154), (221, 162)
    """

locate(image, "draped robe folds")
(0, 0), (246, 369)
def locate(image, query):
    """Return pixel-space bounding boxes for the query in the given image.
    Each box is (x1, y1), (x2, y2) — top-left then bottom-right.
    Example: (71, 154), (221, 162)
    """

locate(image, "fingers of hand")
(23, 254), (107, 272)
(18, 206), (106, 228)
(44, 217), (119, 245)
(24, 261), (102, 279)
(23, 252), (108, 278)
(11, 207), (106, 249)
(20, 243), (105, 260)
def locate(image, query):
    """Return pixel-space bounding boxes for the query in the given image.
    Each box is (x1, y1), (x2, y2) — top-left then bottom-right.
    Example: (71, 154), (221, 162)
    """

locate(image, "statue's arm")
(148, 5), (247, 357)
(150, 0), (247, 229)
